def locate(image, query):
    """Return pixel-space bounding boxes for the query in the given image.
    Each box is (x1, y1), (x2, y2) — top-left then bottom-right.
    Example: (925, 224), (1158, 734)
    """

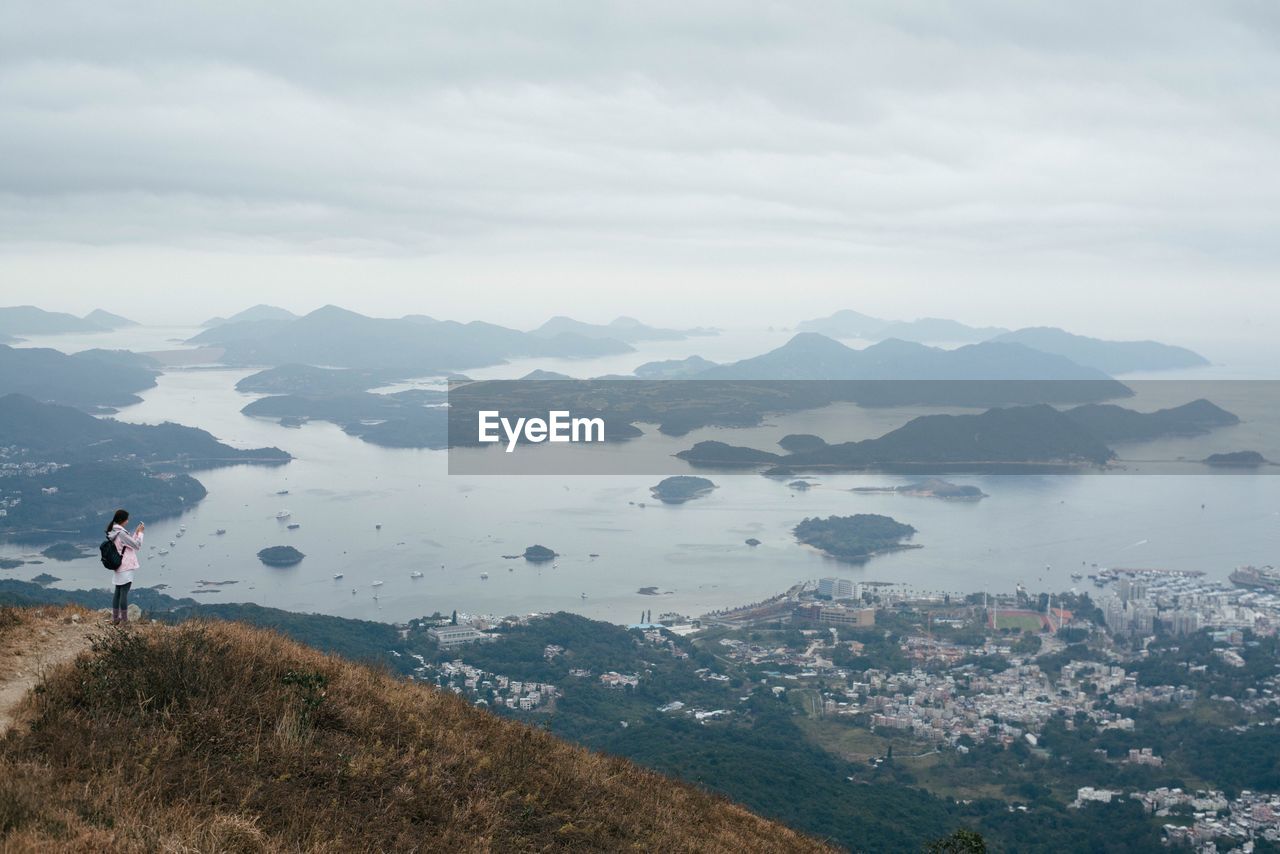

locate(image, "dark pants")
(113, 582), (131, 613)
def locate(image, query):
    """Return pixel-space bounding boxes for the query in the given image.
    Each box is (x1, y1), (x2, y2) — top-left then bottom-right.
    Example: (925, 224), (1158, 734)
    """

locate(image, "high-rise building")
(1168, 611), (1200, 636)
(818, 577), (858, 600)
(1130, 604), (1155, 636)
(1118, 579), (1147, 604)
(1104, 600), (1129, 634)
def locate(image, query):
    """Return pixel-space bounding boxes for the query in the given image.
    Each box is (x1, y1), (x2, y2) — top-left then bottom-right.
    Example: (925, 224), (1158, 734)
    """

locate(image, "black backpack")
(100, 536), (125, 570)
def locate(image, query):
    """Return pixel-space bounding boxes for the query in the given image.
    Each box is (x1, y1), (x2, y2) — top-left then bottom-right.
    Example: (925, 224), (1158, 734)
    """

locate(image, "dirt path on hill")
(0, 612), (100, 736)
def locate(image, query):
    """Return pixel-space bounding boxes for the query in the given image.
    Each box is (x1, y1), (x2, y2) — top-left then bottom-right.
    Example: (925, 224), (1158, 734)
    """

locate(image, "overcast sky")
(1, 1), (1277, 344)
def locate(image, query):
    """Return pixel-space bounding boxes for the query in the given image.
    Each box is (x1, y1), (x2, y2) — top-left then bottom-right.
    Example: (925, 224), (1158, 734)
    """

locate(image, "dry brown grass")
(0, 612), (833, 852)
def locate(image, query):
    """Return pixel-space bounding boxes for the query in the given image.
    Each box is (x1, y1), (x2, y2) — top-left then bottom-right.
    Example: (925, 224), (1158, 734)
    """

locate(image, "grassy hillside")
(0, 609), (830, 852)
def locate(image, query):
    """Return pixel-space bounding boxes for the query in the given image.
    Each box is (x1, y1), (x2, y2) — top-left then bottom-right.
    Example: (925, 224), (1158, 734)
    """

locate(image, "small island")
(745, 538), (762, 547)
(650, 476), (716, 504)
(40, 543), (89, 561)
(257, 545), (305, 567)
(523, 544), (557, 563)
(793, 514), (920, 562)
(788, 480), (814, 491)
(850, 478), (987, 501)
(1204, 451), (1270, 468)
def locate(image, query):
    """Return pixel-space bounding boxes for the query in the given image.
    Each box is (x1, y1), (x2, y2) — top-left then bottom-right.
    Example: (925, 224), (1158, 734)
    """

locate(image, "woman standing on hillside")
(106, 509), (144, 626)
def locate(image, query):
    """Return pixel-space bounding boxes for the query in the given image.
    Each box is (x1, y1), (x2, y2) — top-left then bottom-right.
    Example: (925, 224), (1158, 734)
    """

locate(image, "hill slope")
(0, 610), (830, 852)
(0, 345), (159, 410)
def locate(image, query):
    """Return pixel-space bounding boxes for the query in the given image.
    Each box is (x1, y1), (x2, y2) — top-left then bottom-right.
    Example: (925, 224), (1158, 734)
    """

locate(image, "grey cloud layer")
(1, 0), (1278, 262)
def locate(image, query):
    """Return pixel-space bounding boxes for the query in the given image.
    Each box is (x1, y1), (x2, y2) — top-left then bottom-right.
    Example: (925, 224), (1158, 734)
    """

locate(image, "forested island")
(851, 478), (987, 500)
(241, 390), (449, 447)
(1204, 451), (1270, 467)
(679, 399), (1240, 472)
(1063, 399), (1238, 442)
(523, 545), (557, 562)
(680, 404), (1115, 470)
(40, 543), (89, 561)
(235, 364), (403, 395)
(257, 546), (305, 567)
(793, 514), (919, 562)
(650, 476), (716, 504)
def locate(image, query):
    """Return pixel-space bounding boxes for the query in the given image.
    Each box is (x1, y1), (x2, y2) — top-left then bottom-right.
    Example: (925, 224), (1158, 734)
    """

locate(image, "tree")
(924, 828), (987, 853)
(451, 610), (458, 626)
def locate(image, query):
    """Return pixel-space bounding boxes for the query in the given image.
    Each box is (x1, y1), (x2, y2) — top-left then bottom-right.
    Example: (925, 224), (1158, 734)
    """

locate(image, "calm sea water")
(3, 327), (1279, 624)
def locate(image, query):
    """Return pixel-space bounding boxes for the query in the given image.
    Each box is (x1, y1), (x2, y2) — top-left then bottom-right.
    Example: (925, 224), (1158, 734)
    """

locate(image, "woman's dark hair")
(106, 509), (129, 534)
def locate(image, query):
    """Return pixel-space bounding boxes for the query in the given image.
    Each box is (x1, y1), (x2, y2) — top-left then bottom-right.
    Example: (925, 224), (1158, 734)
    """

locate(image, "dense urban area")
(400, 566), (1280, 853)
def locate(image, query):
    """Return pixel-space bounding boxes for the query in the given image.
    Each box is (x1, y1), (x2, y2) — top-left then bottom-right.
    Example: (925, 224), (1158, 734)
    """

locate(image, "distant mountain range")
(189, 305), (635, 372)
(796, 310), (1208, 372)
(0, 305), (139, 342)
(633, 355), (719, 378)
(676, 397), (1239, 471)
(990, 327), (1210, 374)
(0, 345), (160, 411)
(201, 304), (298, 328)
(531, 315), (717, 343)
(697, 334), (1117, 382)
(83, 309), (138, 329)
(797, 310), (1007, 342)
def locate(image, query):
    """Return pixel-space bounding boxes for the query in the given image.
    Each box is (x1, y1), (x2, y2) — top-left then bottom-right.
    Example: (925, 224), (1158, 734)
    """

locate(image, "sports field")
(989, 612), (1044, 632)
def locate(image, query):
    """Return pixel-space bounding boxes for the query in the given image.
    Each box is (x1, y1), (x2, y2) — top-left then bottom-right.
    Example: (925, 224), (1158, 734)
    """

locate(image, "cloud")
(0, 1), (1278, 336)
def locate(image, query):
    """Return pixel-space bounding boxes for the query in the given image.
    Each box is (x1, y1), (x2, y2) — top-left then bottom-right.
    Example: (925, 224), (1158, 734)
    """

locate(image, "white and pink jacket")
(107, 524), (143, 586)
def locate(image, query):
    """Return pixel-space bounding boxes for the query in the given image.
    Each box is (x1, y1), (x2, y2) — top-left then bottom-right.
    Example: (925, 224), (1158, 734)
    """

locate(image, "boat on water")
(276, 510), (291, 520)
(371, 580), (384, 587)
(276, 490), (289, 496)
(169, 540), (176, 547)
(287, 523), (300, 530)
(480, 572), (489, 580)
(375, 523), (383, 530)
(410, 571), (423, 578)
(1230, 565), (1280, 592)
(333, 573), (344, 580)
(215, 529), (226, 535)
(580, 592), (588, 599)
(157, 549), (169, 556)
(1071, 573), (1084, 581)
